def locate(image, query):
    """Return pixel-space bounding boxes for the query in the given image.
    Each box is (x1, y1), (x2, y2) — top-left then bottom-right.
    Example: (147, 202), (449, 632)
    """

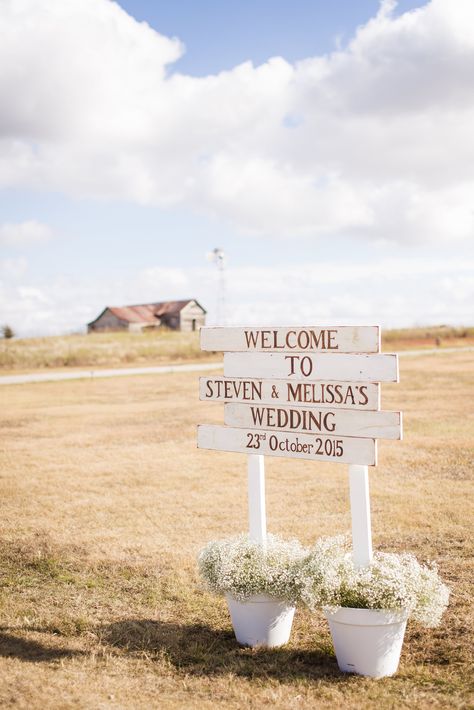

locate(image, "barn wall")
(179, 301), (206, 332)
(160, 314), (180, 330)
(129, 322), (146, 332)
(88, 310), (127, 332)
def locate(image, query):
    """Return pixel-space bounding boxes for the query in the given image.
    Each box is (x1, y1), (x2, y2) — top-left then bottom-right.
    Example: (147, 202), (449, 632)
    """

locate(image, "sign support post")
(349, 464), (373, 568)
(248, 454), (267, 545)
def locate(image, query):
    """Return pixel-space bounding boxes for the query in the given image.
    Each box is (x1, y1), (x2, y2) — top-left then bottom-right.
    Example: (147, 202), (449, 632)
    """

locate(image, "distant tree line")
(2, 325), (14, 339)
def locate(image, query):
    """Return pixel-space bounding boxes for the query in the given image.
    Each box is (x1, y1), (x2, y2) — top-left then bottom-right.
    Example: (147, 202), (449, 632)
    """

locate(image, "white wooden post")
(248, 454), (267, 545)
(349, 464), (373, 568)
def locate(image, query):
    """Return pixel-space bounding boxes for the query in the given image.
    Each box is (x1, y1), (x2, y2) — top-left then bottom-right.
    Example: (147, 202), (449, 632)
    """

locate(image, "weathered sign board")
(224, 352), (399, 383)
(198, 424), (378, 465)
(201, 326), (380, 353)
(197, 324), (403, 563)
(198, 325), (401, 466)
(199, 377), (381, 410)
(224, 403), (402, 440)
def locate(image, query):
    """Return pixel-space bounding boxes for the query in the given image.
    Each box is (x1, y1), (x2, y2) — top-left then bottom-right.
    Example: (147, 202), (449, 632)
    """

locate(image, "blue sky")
(0, 0), (473, 335)
(118, 0), (424, 75)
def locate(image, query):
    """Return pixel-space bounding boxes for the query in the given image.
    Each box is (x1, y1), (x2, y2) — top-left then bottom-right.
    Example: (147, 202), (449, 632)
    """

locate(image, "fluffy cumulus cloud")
(0, 220), (54, 246)
(225, 258), (474, 326)
(1, 254), (473, 335)
(0, 0), (473, 243)
(0, 262), (196, 335)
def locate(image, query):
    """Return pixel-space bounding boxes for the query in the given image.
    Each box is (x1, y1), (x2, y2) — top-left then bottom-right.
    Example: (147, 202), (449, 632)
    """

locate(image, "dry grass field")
(0, 331), (212, 373)
(382, 325), (474, 351)
(1, 325), (473, 373)
(1, 349), (473, 709)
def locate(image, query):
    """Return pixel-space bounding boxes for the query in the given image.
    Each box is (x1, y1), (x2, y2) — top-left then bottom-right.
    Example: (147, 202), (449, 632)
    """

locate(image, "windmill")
(207, 247), (226, 325)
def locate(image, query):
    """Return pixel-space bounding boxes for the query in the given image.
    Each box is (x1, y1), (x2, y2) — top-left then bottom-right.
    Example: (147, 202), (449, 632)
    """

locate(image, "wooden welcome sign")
(197, 325), (402, 566)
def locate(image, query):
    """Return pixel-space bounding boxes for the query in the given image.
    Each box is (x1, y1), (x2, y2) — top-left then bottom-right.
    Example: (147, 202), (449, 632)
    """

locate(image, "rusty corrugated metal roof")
(108, 305), (157, 323)
(107, 300), (195, 324)
(88, 299), (206, 327)
(153, 300), (193, 316)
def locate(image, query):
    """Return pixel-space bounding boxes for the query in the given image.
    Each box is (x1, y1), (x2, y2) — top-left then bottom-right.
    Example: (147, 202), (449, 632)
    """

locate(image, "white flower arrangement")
(198, 533), (307, 604)
(198, 533), (450, 627)
(297, 535), (450, 628)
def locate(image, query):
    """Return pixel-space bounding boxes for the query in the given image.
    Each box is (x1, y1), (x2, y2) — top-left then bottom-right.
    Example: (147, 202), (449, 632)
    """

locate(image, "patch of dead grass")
(0, 351), (473, 708)
(0, 330), (217, 372)
(2, 325), (473, 374)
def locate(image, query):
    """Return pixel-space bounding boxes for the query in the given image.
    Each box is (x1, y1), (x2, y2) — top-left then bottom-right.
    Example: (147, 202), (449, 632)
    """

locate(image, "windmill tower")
(208, 247), (226, 325)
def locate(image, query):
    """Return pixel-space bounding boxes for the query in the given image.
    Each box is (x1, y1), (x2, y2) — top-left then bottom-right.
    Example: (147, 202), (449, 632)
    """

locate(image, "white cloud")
(17, 286), (51, 304)
(0, 220), (54, 246)
(1, 255), (472, 336)
(0, 0), (474, 244)
(0, 257), (28, 278)
(223, 258), (474, 328)
(139, 266), (190, 292)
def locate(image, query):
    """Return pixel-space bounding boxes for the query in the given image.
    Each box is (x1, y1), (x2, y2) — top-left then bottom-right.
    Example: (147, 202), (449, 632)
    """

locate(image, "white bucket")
(226, 594), (296, 648)
(324, 607), (409, 678)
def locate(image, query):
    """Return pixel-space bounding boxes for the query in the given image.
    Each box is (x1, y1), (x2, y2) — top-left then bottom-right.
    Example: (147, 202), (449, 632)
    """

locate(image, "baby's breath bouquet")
(298, 535), (450, 627)
(198, 533), (307, 603)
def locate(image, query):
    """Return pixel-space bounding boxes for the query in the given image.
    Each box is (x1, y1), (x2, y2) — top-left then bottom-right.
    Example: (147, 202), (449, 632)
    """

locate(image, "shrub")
(2, 324), (14, 339)
(198, 533), (307, 604)
(298, 535), (450, 627)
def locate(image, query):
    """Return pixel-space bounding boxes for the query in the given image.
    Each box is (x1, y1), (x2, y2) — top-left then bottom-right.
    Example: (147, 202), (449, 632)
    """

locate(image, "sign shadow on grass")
(98, 619), (344, 682)
(0, 630), (84, 663)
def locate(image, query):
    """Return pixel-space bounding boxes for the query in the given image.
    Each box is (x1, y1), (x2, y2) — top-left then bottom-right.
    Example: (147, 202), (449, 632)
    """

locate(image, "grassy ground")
(1, 350), (473, 708)
(382, 325), (474, 351)
(1, 325), (473, 373)
(0, 330), (214, 372)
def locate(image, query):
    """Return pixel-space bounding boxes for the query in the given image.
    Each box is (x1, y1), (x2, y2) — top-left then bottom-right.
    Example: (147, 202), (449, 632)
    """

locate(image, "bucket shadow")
(0, 630), (83, 663)
(97, 618), (343, 681)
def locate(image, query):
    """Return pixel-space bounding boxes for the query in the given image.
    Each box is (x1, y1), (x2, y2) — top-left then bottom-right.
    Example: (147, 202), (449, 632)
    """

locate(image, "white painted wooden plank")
(197, 424), (378, 466)
(349, 465), (373, 568)
(201, 325), (380, 353)
(224, 352), (399, 383)
(247, 454), (266, 544)
(199, 377), (381, 410)
(224, 403), (402, 440)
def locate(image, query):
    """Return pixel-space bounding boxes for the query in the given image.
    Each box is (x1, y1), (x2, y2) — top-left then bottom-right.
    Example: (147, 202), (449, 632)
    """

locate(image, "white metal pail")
(324, 607), (409, 678)
(226, 594), (296, 648)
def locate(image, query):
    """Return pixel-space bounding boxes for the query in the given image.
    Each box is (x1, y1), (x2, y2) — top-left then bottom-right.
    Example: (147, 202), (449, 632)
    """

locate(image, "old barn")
(87, 299), (206, 333)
